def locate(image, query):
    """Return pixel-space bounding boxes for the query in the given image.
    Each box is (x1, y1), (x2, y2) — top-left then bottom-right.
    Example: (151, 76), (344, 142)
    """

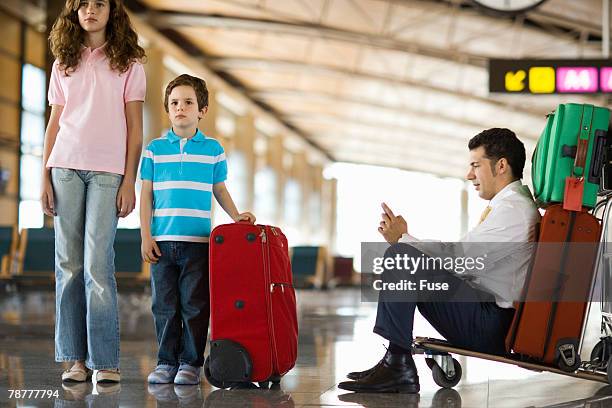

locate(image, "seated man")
(339, 128), (541, 393)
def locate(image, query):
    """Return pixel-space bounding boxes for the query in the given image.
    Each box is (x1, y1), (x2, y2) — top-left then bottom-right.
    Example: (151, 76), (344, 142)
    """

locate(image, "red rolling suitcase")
(506, 205), (601, 371)
(204, 223), (298, 388)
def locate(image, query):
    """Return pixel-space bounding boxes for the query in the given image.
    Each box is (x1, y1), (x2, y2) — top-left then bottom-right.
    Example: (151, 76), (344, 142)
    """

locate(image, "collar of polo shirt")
(80, 42), (107, 53)
(166, 128), (206, 144)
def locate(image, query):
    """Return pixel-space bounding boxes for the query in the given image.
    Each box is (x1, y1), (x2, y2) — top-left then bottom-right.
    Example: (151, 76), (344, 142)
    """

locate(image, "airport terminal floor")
(0, 287), (610, 408)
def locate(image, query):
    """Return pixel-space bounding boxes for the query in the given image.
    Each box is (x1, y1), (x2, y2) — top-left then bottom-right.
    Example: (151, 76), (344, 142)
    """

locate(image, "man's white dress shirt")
(399, 180), (541, 308)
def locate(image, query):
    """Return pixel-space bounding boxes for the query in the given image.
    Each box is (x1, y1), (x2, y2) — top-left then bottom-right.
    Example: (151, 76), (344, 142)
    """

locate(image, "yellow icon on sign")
(505, 70), (526, 92)
(529, 67), (555, 94)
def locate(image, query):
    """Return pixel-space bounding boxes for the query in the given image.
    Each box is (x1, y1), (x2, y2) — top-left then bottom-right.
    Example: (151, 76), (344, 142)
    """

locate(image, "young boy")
(140, 74), (255, 385)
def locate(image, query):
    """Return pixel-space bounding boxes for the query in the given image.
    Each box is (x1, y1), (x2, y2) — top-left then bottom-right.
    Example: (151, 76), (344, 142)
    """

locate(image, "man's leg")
(417, 301), (515, 356)
(340, 244), (423, 393)
(373, 300), (417, 350)
(340, 243), (512, 393)
(370, 242), (504, 348)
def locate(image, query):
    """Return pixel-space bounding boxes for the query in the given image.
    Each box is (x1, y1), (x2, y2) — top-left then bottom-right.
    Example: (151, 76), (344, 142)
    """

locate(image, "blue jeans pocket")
(52, 168), (75, 183)
(93, 172), (122, 188)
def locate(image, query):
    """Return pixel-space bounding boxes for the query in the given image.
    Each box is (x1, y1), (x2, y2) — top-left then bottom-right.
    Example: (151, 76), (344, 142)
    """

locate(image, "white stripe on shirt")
(143, 150), (153, 159)
(154, 153), (226, 164)
(153, 181), (213, 191)
(154, 208), (211, 218)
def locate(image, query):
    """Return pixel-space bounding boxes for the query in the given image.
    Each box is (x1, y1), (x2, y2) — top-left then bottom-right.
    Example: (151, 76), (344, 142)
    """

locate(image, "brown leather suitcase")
(505, 204), (601, 371)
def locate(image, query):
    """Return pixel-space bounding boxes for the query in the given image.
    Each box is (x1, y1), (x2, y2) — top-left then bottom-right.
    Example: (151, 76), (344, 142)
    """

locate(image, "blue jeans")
(373, 243), (515, 356)
(52, 168), (122, 369)
(150, 241), (210, 367)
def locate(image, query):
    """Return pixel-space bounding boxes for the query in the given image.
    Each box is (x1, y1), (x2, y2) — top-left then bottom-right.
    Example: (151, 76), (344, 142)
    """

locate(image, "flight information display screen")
(489, 59), (612, 94)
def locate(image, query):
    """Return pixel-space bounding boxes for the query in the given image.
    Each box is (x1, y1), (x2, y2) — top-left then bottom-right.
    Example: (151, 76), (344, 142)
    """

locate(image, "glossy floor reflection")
(0, 287), (611, 407)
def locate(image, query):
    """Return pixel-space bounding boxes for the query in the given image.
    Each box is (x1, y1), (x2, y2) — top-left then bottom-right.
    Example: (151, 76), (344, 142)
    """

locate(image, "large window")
(254, 166), (277, 225)
(19, 64), (46, 229)
(309, 190), (322, 243)
(213, 150), (248, 226)
(325, 163), (465, 271)
(283, 178), (302, 245)
(253, 133), (278, 225)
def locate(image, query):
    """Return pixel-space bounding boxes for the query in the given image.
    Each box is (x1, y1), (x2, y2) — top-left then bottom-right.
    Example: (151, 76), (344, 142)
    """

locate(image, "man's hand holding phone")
(378, 202), (408, 243)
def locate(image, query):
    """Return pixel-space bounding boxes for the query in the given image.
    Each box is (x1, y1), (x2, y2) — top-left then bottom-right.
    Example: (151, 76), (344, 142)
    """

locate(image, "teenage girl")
(41, 0), (146, 383)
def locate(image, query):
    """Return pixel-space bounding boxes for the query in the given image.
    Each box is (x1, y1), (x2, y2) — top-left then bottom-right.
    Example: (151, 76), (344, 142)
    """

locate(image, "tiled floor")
(0, 287), (611, 407)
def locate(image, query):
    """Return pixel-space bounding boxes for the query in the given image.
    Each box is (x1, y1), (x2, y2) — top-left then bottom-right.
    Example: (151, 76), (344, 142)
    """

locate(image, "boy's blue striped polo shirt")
(140, 128), (227, 242)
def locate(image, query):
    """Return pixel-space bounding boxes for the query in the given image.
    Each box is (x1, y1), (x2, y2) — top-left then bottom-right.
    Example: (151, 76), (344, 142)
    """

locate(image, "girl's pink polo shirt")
(47, 45), (146, 175)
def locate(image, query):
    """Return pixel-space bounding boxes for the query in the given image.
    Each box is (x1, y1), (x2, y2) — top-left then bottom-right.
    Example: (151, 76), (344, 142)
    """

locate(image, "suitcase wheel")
(205, 340), (253, 389)
(204, 357), (226, 389)
(429, 357), (462, 388)
(557, 353), (581, 372)
(556, 342), (581, 372)
(258, 374), (281, 389)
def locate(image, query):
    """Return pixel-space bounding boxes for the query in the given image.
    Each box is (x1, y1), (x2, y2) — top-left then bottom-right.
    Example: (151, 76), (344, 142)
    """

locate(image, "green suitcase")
(532, 103), (610, 209)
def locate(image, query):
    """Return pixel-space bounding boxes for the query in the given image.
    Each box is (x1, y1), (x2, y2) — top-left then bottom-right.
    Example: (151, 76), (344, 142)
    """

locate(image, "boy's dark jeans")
(150, 241), (210, 367)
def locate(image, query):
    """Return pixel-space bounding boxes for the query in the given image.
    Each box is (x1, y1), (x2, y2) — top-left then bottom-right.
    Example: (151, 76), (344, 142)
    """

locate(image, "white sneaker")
(93, 369), (121, 383)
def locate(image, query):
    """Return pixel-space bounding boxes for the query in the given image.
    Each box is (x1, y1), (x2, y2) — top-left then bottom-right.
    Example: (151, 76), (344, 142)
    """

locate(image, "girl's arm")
(40, 105), (64, 216)
(117, 100), (144, 217)
(213, 182), (256, 223)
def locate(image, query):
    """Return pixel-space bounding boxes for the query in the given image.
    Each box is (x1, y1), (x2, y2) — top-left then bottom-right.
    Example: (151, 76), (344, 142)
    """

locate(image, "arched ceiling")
(126, 0), (607, 178)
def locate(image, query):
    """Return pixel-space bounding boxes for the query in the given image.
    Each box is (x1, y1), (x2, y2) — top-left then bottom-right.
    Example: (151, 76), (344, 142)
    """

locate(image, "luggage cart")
(414, 197), (612, 389)
(413, 337), (608, 389)
(581, 197), (612, 384)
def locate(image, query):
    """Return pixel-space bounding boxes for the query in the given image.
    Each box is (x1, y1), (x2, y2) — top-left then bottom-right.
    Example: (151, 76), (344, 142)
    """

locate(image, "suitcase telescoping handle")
(563, 104), (594, 212)
(572, 105), (593, 178)
(562, 130), (608, 184)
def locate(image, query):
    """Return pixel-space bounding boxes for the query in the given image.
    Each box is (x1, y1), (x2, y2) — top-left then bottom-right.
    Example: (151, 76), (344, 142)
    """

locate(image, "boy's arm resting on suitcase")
(139, 180), (161, 263)
(212, 182), (256, 223)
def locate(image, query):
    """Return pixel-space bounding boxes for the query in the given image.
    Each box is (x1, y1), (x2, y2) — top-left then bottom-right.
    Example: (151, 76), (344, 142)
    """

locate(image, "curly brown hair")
(49, 0), (145, 75)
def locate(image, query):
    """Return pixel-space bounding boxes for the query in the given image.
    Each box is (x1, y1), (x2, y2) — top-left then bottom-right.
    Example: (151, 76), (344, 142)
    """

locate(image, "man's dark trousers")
(372, 243), (515, 355)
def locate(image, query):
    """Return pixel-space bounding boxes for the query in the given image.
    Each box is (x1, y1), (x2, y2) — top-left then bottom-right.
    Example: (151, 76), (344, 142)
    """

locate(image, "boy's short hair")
(164, 74), (209, 112)
(468, 128), (526, 179)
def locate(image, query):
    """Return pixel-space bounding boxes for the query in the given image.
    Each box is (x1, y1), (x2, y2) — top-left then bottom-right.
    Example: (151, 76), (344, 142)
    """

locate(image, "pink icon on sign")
(556, 67), (598, 93)
(601, 68), (612, 92)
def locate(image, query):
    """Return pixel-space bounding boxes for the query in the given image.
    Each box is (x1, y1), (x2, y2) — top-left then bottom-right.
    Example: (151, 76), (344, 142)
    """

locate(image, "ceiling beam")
(138, 11), (488, 68)
(331, 150), (467, 179)
(0, 0), (46, 27)
(207, 56), (548, 118)
(287, 113), (475, 151)
(253, 88), (540, 140)
(123, 11), (333, 164)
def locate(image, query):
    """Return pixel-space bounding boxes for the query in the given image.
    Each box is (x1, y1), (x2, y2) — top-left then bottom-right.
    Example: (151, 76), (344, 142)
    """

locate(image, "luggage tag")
(563, 176), (584, 212)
